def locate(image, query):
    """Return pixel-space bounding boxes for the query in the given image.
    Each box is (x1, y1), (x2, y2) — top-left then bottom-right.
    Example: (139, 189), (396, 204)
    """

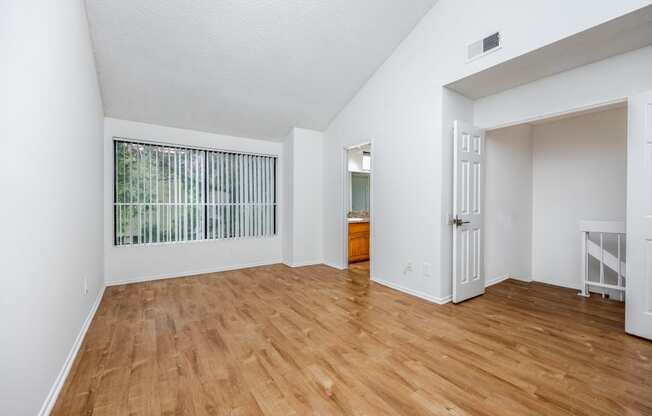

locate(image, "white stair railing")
(579, 221), (626, 300)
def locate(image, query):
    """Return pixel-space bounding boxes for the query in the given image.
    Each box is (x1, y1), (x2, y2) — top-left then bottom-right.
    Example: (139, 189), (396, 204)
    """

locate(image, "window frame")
(113, 137), (278, 247)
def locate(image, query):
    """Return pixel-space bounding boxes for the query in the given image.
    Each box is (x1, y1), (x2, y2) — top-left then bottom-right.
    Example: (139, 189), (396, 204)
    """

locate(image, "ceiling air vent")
(467, 32), (501, 62)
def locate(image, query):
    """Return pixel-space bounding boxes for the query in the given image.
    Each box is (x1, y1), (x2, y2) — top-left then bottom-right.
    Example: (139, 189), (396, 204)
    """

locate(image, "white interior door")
(452, 121), (485, 303)
(626, 91), (652, 340)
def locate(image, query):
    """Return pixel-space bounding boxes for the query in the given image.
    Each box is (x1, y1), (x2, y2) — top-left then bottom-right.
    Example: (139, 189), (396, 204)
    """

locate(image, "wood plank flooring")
(52, 264), (652, 415)
(348, 260), (370, 273)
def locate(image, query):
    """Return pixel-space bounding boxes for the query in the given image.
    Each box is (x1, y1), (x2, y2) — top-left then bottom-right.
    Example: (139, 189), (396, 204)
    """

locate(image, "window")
(114, 140), (277, 246)
(362, 151), (371, 171)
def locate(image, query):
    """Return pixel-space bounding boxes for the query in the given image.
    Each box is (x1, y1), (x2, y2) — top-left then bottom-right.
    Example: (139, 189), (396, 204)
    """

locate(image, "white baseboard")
(487, 275), (535, 287)
(486, 274), (510, 287)
(372, 277), (452, 305)
(531, 276), (580, 290)
(283, 260), (324, 268)
(323, 261), (346, 270)
(38, 286), (105, 416)
(493, 275), (586, 291)
(105, 260), (282, 286)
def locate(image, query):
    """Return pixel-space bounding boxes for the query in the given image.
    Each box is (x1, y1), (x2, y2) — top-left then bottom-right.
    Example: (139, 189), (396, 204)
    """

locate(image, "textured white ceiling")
(86, 0), (438, 141)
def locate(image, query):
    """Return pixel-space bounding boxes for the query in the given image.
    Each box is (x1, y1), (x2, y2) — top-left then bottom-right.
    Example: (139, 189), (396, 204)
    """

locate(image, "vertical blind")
(114, 140), (277, 246)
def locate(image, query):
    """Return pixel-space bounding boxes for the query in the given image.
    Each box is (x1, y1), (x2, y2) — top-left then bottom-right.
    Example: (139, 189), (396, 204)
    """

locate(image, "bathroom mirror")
(350, 172), (370, 212)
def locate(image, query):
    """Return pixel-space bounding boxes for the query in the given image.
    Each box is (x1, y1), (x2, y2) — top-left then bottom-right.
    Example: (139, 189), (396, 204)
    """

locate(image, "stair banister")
(579, 220), (626, 300)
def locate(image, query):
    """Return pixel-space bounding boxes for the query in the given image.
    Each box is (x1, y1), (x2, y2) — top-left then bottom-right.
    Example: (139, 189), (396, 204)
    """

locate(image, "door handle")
(452, 216), (470, 227)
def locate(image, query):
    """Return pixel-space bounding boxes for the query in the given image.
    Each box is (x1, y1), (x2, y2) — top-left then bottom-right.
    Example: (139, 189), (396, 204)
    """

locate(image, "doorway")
(452, 92), (652, 340)
(452, 101), (630, 303)
(484, 103), (628, 298)
(343, 143), (372, 277)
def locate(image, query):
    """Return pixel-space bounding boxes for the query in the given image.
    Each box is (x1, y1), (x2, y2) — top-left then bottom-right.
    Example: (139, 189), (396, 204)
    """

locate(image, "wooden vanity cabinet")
(348, 222), (370, 263)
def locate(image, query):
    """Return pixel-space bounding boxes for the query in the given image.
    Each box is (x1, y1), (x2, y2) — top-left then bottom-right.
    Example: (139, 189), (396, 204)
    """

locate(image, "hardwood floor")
(348, 260), (370, 274)
(52, 264), (652, 415)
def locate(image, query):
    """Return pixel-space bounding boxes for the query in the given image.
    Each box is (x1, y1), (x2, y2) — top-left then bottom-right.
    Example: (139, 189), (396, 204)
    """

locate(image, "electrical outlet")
(423, 262), (432, 277)
(403, 262), (413, 275)
(83, 275), (88, 296)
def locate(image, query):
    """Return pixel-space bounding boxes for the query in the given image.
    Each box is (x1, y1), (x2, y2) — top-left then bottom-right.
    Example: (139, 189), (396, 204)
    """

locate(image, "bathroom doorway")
(344, 143), (372, 277)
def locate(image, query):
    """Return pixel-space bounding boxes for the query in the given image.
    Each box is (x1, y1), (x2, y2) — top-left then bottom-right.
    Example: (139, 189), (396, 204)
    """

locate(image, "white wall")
(284, 128), (324, 266)
(1, 2), (104, 415)
(103, 118), (284, 285)
(485, 125), (533, 282)
(531, 107), (627, 289)
(323, 0), (650, 301)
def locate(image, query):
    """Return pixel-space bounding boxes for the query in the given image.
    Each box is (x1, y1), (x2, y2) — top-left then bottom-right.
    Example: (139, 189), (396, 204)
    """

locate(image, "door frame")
(471, 97), (640, 333)
(474, 97), (630, 292)
(341, 141), (374, 273)
(478, 96), (630, 288)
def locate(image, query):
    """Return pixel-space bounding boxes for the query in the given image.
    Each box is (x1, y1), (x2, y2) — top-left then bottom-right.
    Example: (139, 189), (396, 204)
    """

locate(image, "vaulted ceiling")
(86, 0), (438, 141)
